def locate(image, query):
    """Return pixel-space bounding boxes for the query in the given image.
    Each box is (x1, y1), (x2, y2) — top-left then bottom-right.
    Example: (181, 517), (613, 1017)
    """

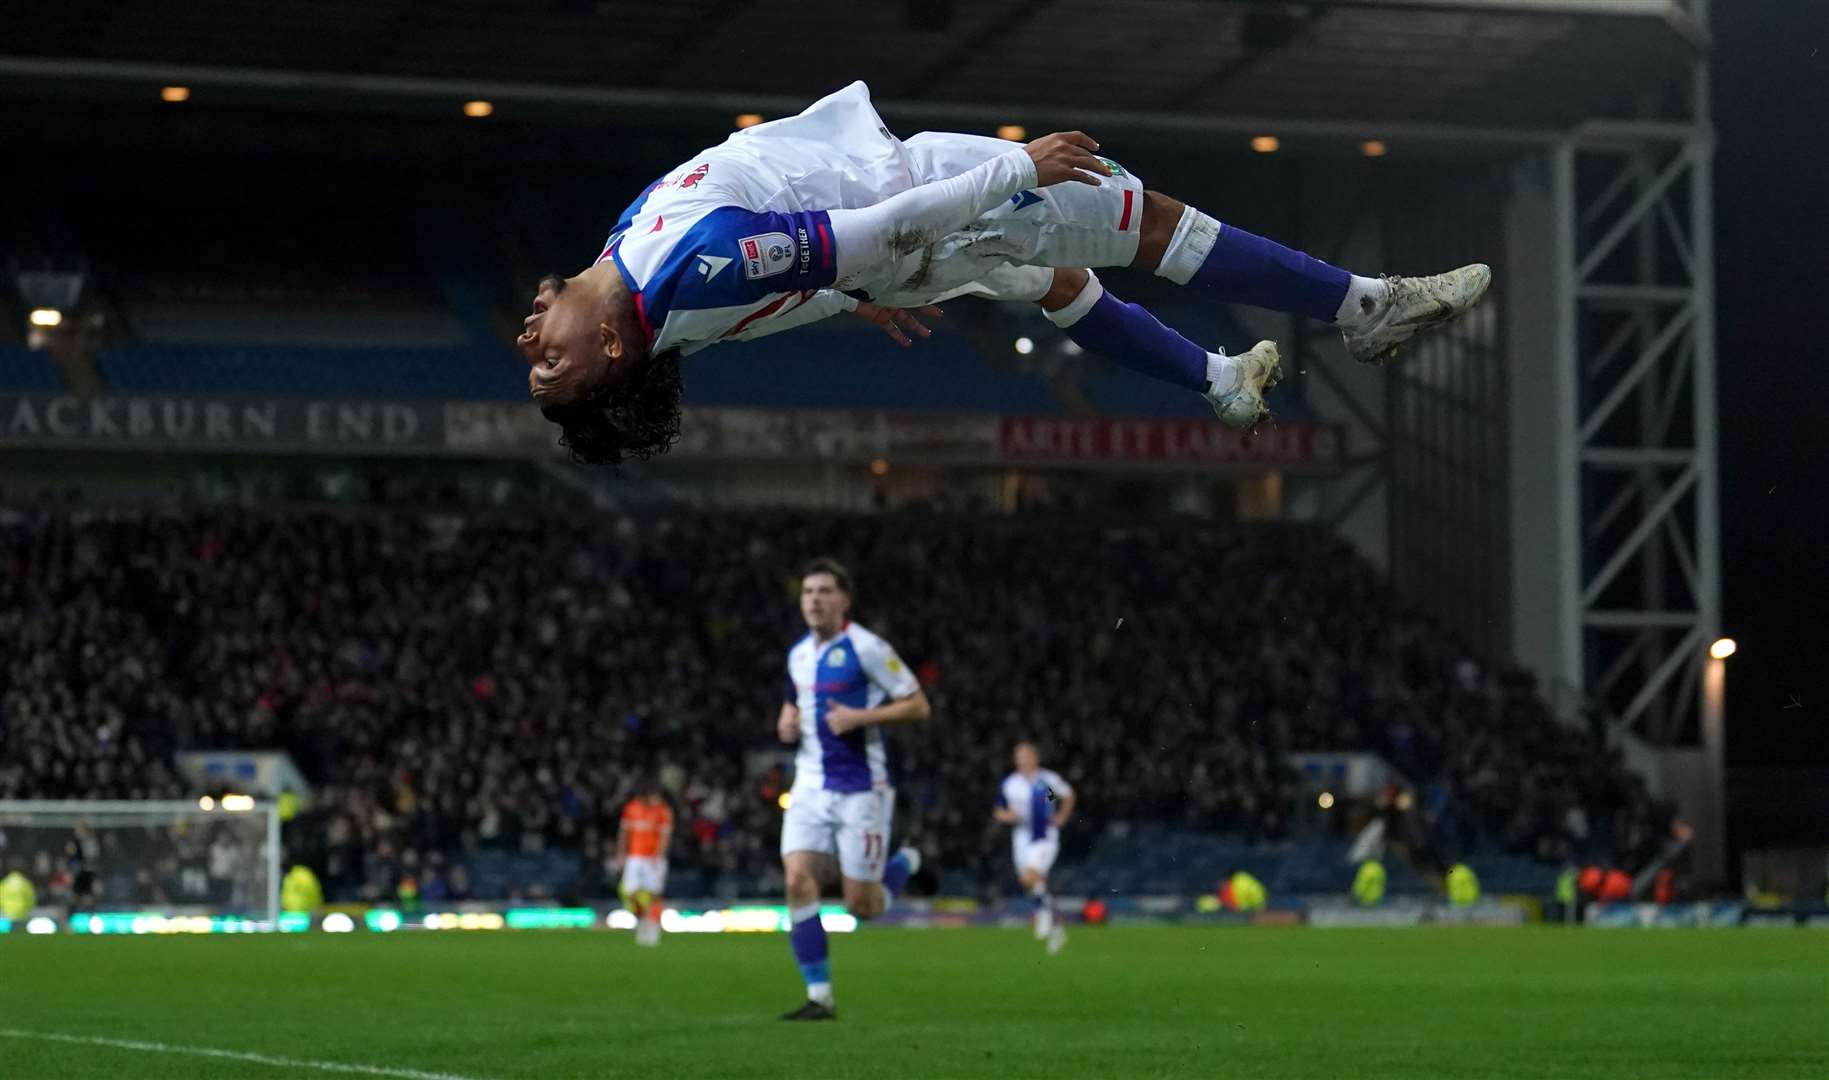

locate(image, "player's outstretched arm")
(722, 290), (860, 344)
(851, 302), (943, 348)
(827, 133), (1110, 289)
(992, 805), (1020, 826)
(777, 702), (802, 744)
(1051, 789), (1077, 830)
(823, 689), (931, 735)
(732, 292), (944, 349)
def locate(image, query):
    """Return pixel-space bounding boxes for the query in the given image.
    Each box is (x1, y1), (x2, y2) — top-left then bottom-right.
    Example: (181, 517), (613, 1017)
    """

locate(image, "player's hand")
(778, 712), (801, 743)
(823, 703), (868, 735)
(1024, 131), (1113, 188)
(851, 302), (942, 347)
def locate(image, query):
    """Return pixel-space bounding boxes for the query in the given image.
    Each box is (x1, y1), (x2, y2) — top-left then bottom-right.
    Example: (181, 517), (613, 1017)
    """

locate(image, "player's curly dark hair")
(540, 349), (684, 466)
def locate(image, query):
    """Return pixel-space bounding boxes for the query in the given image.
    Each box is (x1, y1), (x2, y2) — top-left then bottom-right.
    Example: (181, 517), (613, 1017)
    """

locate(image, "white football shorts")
(619, 855), (668, 897)
(780, 783), (895, 883)
(871, 131), (1148, 309)
(1012, 834), (1061, 877)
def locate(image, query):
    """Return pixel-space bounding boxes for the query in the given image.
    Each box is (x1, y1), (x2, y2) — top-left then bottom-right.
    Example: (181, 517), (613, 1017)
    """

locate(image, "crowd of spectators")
(0, 505), (1672, 902)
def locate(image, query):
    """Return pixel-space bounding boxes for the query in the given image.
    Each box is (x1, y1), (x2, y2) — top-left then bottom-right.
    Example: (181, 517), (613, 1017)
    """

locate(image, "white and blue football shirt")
(998, 769), (1073, 843)
(599, 164), (847, 357)
(784, 622), (920, 794)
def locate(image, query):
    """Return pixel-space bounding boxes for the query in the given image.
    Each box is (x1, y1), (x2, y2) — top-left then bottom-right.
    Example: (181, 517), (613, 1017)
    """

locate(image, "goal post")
(0, 799), (281, 928)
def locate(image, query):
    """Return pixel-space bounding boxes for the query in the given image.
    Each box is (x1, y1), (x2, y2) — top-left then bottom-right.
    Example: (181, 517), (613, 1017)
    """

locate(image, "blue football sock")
(1046, 277), (1211, 393)
(882, 851), (913, 905)
(788, 903), (830, 1000)
(1155, 208), (1352, 322)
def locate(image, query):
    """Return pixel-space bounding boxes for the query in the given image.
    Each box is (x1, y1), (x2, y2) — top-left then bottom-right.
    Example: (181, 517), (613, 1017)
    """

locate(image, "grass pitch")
(1, 926), (1823, 1079)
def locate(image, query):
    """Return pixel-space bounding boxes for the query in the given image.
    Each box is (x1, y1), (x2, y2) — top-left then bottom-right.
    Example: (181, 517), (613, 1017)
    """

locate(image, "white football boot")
(1341, 264), (1492, 366)
(1046, 925), (1067, 954)
(1204, 340), (1282, 430)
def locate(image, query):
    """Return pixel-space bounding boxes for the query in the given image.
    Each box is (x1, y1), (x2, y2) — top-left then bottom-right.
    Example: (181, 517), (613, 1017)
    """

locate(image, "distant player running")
(994, 742), (1075, 954)
(516, 81), (1490, 464)
(616, 780), (672, 947)
(776, 559), (929, 1021)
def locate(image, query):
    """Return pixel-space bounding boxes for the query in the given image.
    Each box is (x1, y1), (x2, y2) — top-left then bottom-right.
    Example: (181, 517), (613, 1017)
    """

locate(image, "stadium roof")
(0, 0), (1707, 151)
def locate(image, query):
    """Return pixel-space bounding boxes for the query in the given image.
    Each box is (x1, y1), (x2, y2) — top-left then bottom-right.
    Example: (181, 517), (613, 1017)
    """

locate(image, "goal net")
(0, 800), (279, 928)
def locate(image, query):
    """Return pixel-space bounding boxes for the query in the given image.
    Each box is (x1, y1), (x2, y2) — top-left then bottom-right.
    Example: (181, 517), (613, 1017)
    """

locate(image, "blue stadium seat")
(1465, 852), (1558, 895)
(687, 328), (1062, 414)
(0, 346), (64, 391)
(96, 344), (526, 400)
(461, 850), (582, 899)
(1055, 826), (1360, 896)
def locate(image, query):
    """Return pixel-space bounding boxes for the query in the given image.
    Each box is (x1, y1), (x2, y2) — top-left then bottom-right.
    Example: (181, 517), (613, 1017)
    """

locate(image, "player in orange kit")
(616, 779), (674, 947)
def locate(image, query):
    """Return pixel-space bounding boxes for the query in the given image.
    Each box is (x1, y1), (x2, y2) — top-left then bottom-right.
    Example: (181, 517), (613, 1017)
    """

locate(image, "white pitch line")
(0, 1029), (492, 1080)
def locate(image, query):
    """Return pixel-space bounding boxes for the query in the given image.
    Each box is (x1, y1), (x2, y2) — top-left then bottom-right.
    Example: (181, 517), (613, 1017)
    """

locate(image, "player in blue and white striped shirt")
(775, 558), (930, 1020)
(995, 742), (1076, 953)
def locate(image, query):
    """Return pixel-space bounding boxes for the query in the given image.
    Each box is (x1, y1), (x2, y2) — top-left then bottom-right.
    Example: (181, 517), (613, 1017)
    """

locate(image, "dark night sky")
(1712, 0), (1829, 768)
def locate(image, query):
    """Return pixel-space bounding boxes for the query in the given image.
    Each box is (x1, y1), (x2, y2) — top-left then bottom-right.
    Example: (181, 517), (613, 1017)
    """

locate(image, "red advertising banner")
(999, 417), (1342, 467)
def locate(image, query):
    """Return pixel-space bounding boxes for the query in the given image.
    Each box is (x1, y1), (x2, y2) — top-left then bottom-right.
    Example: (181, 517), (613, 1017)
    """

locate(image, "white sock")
(1205, 351), (1240, 396)
(1334, 275), (1389, 328)
(1153, 206), (1222, 285)
(1042, 271), (1105, 329)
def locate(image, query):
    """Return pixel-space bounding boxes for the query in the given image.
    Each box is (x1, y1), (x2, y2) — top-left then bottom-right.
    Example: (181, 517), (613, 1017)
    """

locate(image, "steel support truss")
(1550, 0), (1717, 745)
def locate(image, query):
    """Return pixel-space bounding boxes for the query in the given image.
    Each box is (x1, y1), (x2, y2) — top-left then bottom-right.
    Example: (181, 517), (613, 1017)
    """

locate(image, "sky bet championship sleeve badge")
(740, 232), (796, 279)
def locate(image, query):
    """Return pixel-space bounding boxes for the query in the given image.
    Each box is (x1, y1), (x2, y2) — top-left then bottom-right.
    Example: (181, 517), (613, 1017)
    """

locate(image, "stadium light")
(1709, 637), (1737, 660)
(1251, 135), (1280, 154)
(735, 113), (765, 128)
(220, 794), (256, 812)
(1317, 791), (1336, 810)
(1362, 140), (1389, 158)
(28, 308), (62, 328)
(463, 100), (494, 118)
(160, 86), (190, 103)
(997, 124), (1026, 141)
(777, 791), (792, 811)
(1013, 336), (1035, 355)
(197, 795), (215, 811)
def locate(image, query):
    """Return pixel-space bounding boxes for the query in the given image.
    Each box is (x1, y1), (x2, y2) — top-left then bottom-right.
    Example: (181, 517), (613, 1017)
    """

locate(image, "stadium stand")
(689, 328), (1063, 414)
(0, 506), (1670, 903)
(95, 344), (526, 401)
